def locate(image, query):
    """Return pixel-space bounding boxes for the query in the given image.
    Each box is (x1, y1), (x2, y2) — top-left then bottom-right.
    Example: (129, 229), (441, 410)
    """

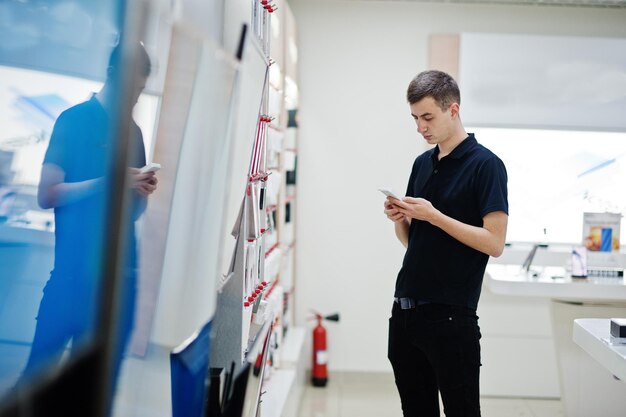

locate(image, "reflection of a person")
(21, 43), (157, 382)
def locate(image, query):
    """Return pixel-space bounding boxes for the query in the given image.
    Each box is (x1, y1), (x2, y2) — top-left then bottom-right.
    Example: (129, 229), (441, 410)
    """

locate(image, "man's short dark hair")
(107, 41), (152, 80)
(406, 70), (460, 110)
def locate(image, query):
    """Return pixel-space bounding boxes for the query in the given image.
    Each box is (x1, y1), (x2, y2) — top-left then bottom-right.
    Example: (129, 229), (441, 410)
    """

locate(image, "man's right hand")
(385, 198), (410, 247)
(384, 199), (406, 223)
(128, 168), (158, 197)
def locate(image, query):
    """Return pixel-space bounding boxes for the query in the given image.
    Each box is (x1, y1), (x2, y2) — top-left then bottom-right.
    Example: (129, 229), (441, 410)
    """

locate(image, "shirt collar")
(90, 93), (113, 122)
(431, 133), (477, 162)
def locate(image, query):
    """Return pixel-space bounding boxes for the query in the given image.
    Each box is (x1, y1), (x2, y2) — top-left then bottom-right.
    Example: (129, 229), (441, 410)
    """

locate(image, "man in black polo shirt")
(21, 43), (157, 386)
(384, 70), (508, 417)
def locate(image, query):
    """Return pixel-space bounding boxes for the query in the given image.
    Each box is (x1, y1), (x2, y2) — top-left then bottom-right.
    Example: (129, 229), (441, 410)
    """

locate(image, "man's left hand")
(396, 197), (440, 224)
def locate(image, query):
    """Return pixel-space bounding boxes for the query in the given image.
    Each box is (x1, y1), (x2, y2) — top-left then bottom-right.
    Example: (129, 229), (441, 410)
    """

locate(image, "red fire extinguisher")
(311, 311), (340, 387)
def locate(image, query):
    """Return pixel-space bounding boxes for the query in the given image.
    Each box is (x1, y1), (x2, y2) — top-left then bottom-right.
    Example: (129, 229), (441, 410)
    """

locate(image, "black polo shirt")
(395, 134), (508, 310)
(44, 95), (146, 276)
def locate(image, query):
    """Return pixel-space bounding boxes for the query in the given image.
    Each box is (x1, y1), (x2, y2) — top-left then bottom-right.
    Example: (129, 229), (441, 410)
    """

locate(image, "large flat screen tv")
(171, 320), (213, 417)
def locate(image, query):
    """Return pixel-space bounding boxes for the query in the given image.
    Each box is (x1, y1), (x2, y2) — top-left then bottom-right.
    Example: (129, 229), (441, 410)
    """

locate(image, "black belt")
(394, 298), (477, 314)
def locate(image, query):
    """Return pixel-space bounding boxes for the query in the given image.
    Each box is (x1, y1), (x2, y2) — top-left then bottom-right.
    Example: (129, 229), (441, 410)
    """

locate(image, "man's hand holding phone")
(129, 163), (160, 196)
(380, 188), (408, 223)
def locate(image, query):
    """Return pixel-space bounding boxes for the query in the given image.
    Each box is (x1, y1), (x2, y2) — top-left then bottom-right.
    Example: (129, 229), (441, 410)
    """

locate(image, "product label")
(316, 350), (328, 365)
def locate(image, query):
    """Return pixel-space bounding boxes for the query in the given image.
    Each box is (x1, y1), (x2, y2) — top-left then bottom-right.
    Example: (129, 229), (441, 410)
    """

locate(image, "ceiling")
(334, 0), (626, 8)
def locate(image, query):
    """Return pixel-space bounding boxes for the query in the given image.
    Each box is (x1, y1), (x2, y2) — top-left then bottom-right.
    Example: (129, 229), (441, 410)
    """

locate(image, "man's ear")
(449, 102), (460, 119)
(106, 65), (115, 80)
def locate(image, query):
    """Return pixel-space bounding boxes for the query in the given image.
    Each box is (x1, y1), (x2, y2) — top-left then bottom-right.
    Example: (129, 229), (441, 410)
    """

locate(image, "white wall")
(290, 0), (626, 372)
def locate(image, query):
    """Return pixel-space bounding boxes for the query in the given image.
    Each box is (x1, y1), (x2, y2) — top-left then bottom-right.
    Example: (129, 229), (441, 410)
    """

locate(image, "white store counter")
(486, 264), (626, 301)
(486, 263), (626, 417)
(573, 319), (626, 382)
(0, 222), (54, 343)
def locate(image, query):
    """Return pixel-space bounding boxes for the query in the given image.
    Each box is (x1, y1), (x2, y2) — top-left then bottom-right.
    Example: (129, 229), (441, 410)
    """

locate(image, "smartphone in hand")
(379, 188), (403, 201)
(140, 162), (161, 174)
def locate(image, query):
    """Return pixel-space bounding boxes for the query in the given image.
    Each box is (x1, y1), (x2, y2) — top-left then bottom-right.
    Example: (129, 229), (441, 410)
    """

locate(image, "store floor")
(297, 372), (563, 417)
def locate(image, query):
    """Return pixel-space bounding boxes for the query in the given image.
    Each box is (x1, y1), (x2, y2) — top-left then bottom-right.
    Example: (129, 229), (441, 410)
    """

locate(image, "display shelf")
(259, 369), (296, 417)
(259, 326), (306, 417)
(211, 2), (299, 416)
(268, 124), (284, 132)
(265, 242), (280, 258)
(280, 326), (305, 364)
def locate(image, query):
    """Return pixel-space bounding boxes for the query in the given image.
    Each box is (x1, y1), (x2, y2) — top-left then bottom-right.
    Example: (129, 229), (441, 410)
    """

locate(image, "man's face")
(409, 97), (455, 146)
(131, 75), (148, 107)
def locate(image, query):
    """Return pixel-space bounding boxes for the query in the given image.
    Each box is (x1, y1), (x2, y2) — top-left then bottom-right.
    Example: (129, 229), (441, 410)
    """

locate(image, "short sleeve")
(475, 155), (508, 217)
(43, 111), (73, 169)
(405, 159), (418, 198)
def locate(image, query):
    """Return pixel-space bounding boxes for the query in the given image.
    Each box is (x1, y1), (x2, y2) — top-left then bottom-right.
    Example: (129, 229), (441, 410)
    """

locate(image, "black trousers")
(22, 269), (137, 386)
(388, 302), (482, 417)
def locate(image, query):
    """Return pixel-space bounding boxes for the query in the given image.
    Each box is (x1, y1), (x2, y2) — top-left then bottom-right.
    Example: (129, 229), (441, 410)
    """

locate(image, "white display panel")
(147, 28), (238, 348)
(219, 29), (268, 280)
(459, 33), (626, 131)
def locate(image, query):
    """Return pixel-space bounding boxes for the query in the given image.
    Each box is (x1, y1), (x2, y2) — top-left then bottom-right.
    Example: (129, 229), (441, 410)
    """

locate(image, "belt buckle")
(396, 297), (416, 310)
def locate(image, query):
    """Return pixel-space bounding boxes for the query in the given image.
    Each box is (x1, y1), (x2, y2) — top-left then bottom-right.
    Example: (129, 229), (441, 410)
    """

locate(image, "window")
(472, 127), (626, 245)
